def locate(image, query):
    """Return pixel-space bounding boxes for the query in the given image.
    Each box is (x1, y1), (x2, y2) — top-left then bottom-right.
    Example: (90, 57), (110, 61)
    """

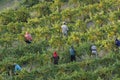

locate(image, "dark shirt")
(53, 56), (59, 64)
(115, 39), (120, 47)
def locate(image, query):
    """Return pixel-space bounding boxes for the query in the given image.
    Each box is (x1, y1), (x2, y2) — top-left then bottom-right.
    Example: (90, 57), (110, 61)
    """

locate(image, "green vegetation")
(0, 0), (120, 80)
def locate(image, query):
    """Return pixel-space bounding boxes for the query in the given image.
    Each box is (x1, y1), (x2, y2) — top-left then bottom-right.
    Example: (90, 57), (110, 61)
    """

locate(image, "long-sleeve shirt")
(115, 39), (120, 47)
(91, 45), (97, 51)
(91, 45), (97, 54)
(61, 25), (68, 33)
(69, 48), (75, 55)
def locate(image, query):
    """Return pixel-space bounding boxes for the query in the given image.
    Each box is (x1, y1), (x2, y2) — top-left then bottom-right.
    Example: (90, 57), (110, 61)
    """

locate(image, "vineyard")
(0, 0), (120, 80)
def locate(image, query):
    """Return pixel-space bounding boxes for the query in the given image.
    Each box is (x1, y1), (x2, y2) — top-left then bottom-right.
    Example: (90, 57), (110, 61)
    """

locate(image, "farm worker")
(91, 44), (97, 57)
(14, 63), (22, 73)
(61, 22), (69, 36)
(115, 38), (120, 47)
(52, 51), (59, 65)
(24, 32), (32, 44)
(69, 46), (76, 62)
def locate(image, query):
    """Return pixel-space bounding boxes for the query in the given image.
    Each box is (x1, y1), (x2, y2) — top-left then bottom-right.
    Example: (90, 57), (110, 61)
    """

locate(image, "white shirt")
(91, 45), (97, 53)
(61, 24), (68, 33)
(91, 45), (96, 50)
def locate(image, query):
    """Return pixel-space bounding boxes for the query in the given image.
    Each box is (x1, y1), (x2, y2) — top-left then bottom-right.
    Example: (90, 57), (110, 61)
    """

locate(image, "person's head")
(116, 38), (119, 41)
(116, 37), (119, 40)
(14, 63), (17, 66)
(91, 42), (95, 46)
(63, 21), (66, 25)
(91, 43), (96, 48)
(70, 46), (73, 49)
(25, 32), (29, 34)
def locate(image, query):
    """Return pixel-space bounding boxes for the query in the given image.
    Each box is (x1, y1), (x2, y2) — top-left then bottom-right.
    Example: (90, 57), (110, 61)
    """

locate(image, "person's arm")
(25, 34), (30, 40)
(118, 40), (120, 46)
(74, 49), (76, 54)
(115, 40), (117, 45)
(28, 34), (32, 40)
(66, 26), (68, 31)
(65, 25), (68, 31)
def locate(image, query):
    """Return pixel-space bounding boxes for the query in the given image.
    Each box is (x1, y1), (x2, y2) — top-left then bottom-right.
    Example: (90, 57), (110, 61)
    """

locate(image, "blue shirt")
(15, 64), (22, 72)
(69, 48), (75, 55)
(115, 39), (120, 47)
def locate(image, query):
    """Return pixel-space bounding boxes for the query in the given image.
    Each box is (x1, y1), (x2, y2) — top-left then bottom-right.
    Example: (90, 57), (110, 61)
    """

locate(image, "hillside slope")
(0, 0), (120, 80)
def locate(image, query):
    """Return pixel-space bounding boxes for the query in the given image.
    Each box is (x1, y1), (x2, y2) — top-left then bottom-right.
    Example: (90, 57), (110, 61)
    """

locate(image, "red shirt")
(24, 33), (32, 41)
(53, 52), (58, 58)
